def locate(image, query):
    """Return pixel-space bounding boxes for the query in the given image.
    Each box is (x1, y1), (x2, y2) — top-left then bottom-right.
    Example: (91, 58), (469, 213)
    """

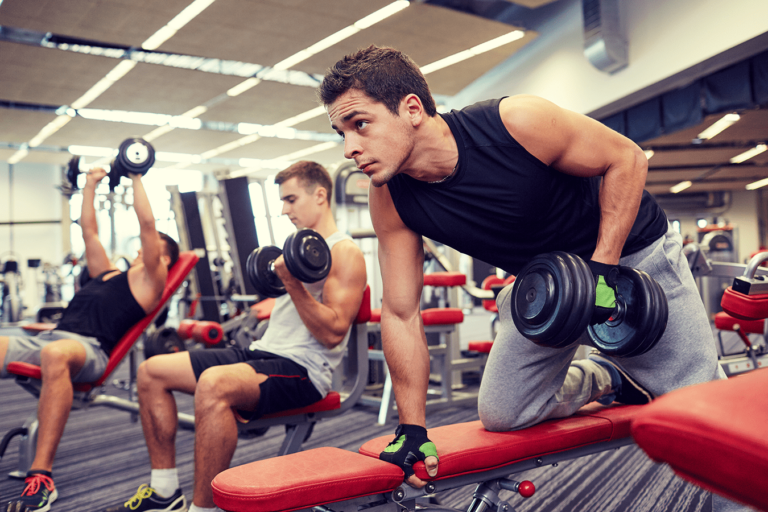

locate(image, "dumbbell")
(510, 252), (668, 357)
(246, 228), (332, 298)
(178, 320), (224, 345)
(67, 137), (155, 191)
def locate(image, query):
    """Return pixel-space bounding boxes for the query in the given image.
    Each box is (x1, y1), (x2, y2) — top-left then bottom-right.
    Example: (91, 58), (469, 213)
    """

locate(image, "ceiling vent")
(583, 0), (627, 74)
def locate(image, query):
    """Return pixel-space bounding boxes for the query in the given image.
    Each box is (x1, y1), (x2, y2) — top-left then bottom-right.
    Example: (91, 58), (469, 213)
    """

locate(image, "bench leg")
(9, 412), (38, 479)
(377, 371), (395, 426)
(278, 423), (313, 456)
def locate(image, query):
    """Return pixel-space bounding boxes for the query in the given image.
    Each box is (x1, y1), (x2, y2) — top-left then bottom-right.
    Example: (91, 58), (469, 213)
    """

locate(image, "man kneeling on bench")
(105, 161), (367, 512)
(1, 167), (179, 512)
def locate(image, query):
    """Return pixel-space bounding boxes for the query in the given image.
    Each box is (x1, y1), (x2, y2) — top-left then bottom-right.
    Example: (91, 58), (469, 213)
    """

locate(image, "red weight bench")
(225, 285), (371, 456)
(632, 368), (768, 511)
(717, 288), (768, 376)
(0, 251), (199, 478)
(212, 402), (640, 512)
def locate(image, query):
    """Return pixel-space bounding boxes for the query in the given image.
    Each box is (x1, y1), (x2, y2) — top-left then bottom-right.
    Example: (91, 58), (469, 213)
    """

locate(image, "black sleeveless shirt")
(387, 98), (668, 275)
(56, 270), (146, 355)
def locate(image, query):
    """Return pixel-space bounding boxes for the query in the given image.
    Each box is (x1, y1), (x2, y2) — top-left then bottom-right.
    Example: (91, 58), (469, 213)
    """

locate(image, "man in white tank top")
(105, 161), (367, 512)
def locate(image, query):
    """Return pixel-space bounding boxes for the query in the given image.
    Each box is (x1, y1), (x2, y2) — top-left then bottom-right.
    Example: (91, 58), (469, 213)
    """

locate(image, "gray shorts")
(1, 330), (109, 382)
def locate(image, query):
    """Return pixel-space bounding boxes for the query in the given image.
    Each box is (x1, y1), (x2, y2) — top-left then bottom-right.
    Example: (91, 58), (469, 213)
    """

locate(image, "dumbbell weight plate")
(587, 267), (658, 357)
(144, 327), (186, 360)
(246, 246), (286, 298)
(550, 252), (595, 349)
(283, 228), (332, 283)
(115, 138), (155, 176)
(627, 272), (668, 357)
(67, 156), (82, 190)
(511, 252), (577, 346)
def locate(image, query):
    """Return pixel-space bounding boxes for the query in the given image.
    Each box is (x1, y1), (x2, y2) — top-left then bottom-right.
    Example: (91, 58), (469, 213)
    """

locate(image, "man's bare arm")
(500, 95), (647, 265)
(81, 167), (116, 277)
(130, 174), (166, 291)
(276, 240), (367, 349)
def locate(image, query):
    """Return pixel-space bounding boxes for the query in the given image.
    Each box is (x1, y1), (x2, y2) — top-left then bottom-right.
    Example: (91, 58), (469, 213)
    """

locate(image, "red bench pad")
(720, 287), (768, 320)
(714, 311), (765, 334)
(250, 298), (275, 321)
(631, 369), (768, 511)
(360, 404), (640, 481)
(21, 322), (57, 333)
(424, 272), (466, 287)
(368, 307), (464, 325)
(260, 391), (340, 419)
(212, 447), (404, 512)
(7, 361), (93, 392)
(468, 341), (493, 353)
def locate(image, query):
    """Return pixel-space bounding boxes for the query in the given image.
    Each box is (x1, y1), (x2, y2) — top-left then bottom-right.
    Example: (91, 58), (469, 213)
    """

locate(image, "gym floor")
(0, 310), (735, 511)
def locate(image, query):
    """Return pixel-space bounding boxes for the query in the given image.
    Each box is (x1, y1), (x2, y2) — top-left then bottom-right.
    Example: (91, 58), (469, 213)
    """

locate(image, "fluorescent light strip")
(275, 106), (327, 127)
(421, 30), (525, 75)
(644, 150), (654, 160)
(730, 144), (767, 164)
(8, 148), (29, 164)
(278, 142), (340, 161)
(746, 177), (768, 191)
(697, 113), (740, 141)
(670, 181), (692, 194)
(227, 78), (261, 97)
(68, 145), (117, 157)
(142, 0), (215, 50)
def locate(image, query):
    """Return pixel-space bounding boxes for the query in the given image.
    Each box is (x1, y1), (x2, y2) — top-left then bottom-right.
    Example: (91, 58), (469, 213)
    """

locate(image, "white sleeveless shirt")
(250, 231), (354, 396)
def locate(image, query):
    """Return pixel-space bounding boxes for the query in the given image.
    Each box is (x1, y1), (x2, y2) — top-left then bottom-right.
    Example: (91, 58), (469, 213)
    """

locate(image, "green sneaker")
(104, 484), (187, 512)
(5, 470), (58, 512)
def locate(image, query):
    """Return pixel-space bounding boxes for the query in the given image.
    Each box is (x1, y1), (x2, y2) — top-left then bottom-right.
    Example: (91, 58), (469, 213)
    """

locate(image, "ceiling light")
(156, 152), (201, 163)
(105, 60), (137, 81)
(8, 148), (29, 164)
(644, 150), (654, 160)
(227, 78), (261, 97)
(670, 181), (692, 194)
(278, 142), (340, 161)
(143, 125), (175, 141)
(421, 30), (525, 75)
(697, 113), (740, 141)
(275, 106), (327, 127)
(746, 177), (768, 191)
(168, 0), (216, 29)
(78, 108), (171, 126)
(730, 144), (767, 164)
(68, 145), (117, 157)
(183, 105), (208, 118)
(28, 116), (72, 147)
(355, 0), (409, 29)
(70, 77), (117, 109)
(169, 116), (202, 130)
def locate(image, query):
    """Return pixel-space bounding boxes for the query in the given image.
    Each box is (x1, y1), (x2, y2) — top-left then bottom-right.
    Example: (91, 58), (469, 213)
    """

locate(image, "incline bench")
(212, 402), (640, 512)
(0, 251), (199, 478)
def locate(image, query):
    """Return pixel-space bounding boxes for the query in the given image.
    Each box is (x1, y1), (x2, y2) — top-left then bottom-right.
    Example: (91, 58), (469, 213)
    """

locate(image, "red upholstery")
(212, 447), (404, 512)
(468, 340), (493, 354)
(421, 307), (464, 325)
(7, 252), (199, 391)
(21, 322), (57, 333)
(354, 285), (371, 324)
(714, 311), (765, 334)
(360, 403), (640, 481)
(721, 287), (768, 320)
(632, 369), (768, 511)
(369, 306), (463, 325)
(481, 275), (504, 312)
(250, 297), (275, 321)
(424, 271), (466, 287)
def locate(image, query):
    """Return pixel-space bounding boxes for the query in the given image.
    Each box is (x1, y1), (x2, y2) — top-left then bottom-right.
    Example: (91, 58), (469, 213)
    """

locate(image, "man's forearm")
(381, 314), (429, 427)
(130, 175), (156, 228)
(592, 149), (647, 264)
(80, 186), (99, 237)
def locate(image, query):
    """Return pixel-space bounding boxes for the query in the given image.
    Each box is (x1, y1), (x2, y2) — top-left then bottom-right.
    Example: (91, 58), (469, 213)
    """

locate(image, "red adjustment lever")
(499, 478), (535, 498)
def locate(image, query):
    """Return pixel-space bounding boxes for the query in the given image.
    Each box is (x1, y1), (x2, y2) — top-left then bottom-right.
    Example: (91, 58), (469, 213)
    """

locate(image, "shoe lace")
(21, 474), (55, 497)
(125, 484), (155, 510)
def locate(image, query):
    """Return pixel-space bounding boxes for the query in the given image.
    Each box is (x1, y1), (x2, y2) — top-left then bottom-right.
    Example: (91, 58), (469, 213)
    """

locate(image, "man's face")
(279, 177), (322, 229)
(328, 89), (415, 188)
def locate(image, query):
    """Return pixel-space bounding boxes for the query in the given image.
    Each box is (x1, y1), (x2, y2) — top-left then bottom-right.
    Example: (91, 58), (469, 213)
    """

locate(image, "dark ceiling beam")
(645, 140), (768, 151)
(649, 163), (768, 171)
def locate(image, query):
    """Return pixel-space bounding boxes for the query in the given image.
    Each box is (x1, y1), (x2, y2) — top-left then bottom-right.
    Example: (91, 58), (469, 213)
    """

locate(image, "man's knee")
(39, 341), (79, 376)
(195, 367), (230, 404)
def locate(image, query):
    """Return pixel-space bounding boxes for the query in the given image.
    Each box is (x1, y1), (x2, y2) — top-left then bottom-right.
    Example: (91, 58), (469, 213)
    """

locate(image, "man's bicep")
(84, 233), (115, 276)
(323, 244), (368, 324)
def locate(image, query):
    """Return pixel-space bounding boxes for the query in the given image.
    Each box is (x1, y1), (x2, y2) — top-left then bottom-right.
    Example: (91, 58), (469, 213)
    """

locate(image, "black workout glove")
(379, 424), (439, 480)
(587, 260), (620, 325)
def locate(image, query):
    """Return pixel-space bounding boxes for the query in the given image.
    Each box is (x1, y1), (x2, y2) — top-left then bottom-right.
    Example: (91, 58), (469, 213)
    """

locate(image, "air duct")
(653, 191), (731, 214)
(583, 0), (627, 74)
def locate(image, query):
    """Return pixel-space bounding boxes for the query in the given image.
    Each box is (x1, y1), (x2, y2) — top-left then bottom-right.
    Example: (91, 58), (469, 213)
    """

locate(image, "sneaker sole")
(149, 495), (187, 512)
(34, 488), (58, 512)
(589, 352), (655, 404)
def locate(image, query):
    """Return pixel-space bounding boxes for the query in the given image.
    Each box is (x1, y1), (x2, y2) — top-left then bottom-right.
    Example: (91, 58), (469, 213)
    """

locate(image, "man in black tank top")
(1, 167), (179, 512)
(319, 45), (729, 510)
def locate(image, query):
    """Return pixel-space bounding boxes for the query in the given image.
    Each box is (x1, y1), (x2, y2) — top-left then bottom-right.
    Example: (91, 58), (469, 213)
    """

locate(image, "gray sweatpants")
(477, 227), (749, 510)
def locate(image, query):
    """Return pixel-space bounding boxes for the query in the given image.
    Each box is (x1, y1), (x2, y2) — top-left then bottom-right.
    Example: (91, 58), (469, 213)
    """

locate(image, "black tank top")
(387, 98), (668, 275)
(57, 270), (146, 354)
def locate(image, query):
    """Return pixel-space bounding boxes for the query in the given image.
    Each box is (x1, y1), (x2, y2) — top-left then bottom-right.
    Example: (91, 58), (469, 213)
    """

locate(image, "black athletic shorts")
(187, 347), (323, 420)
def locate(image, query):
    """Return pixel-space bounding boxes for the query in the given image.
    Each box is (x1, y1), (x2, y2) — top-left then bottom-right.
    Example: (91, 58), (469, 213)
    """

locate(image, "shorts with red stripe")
(188, 347), (322, 420)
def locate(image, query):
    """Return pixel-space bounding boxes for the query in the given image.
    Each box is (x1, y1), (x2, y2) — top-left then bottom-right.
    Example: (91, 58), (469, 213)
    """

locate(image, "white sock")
(189, 505), (221, 512)
(150, 468), (179, 498)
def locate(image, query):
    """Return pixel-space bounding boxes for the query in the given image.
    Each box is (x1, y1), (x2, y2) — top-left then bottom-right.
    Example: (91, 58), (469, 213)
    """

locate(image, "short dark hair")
(159, 232), (179, 271)
(274, 161), (334, 205)
(318, 45), (437, 118)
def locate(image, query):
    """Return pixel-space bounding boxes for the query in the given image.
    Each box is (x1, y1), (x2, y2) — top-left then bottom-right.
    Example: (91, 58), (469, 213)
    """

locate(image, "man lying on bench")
(1, 166), (179, 512)
(104, 161), (367, 512)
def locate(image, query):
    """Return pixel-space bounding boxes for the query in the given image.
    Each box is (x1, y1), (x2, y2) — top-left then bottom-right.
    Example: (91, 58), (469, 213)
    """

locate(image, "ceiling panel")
(201, 81), (320, 125)
(649, 147), (747, 168)
(0, 0), (191, 47)
(149, 128), (242, 154)
(646, 170), (709, 184)
(88, 63), (244, 115)
(0, 42), (118, 105)
(45, 118), (157, 149)
(222, 138), (321, 160)
(0, 110), (55, 144)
